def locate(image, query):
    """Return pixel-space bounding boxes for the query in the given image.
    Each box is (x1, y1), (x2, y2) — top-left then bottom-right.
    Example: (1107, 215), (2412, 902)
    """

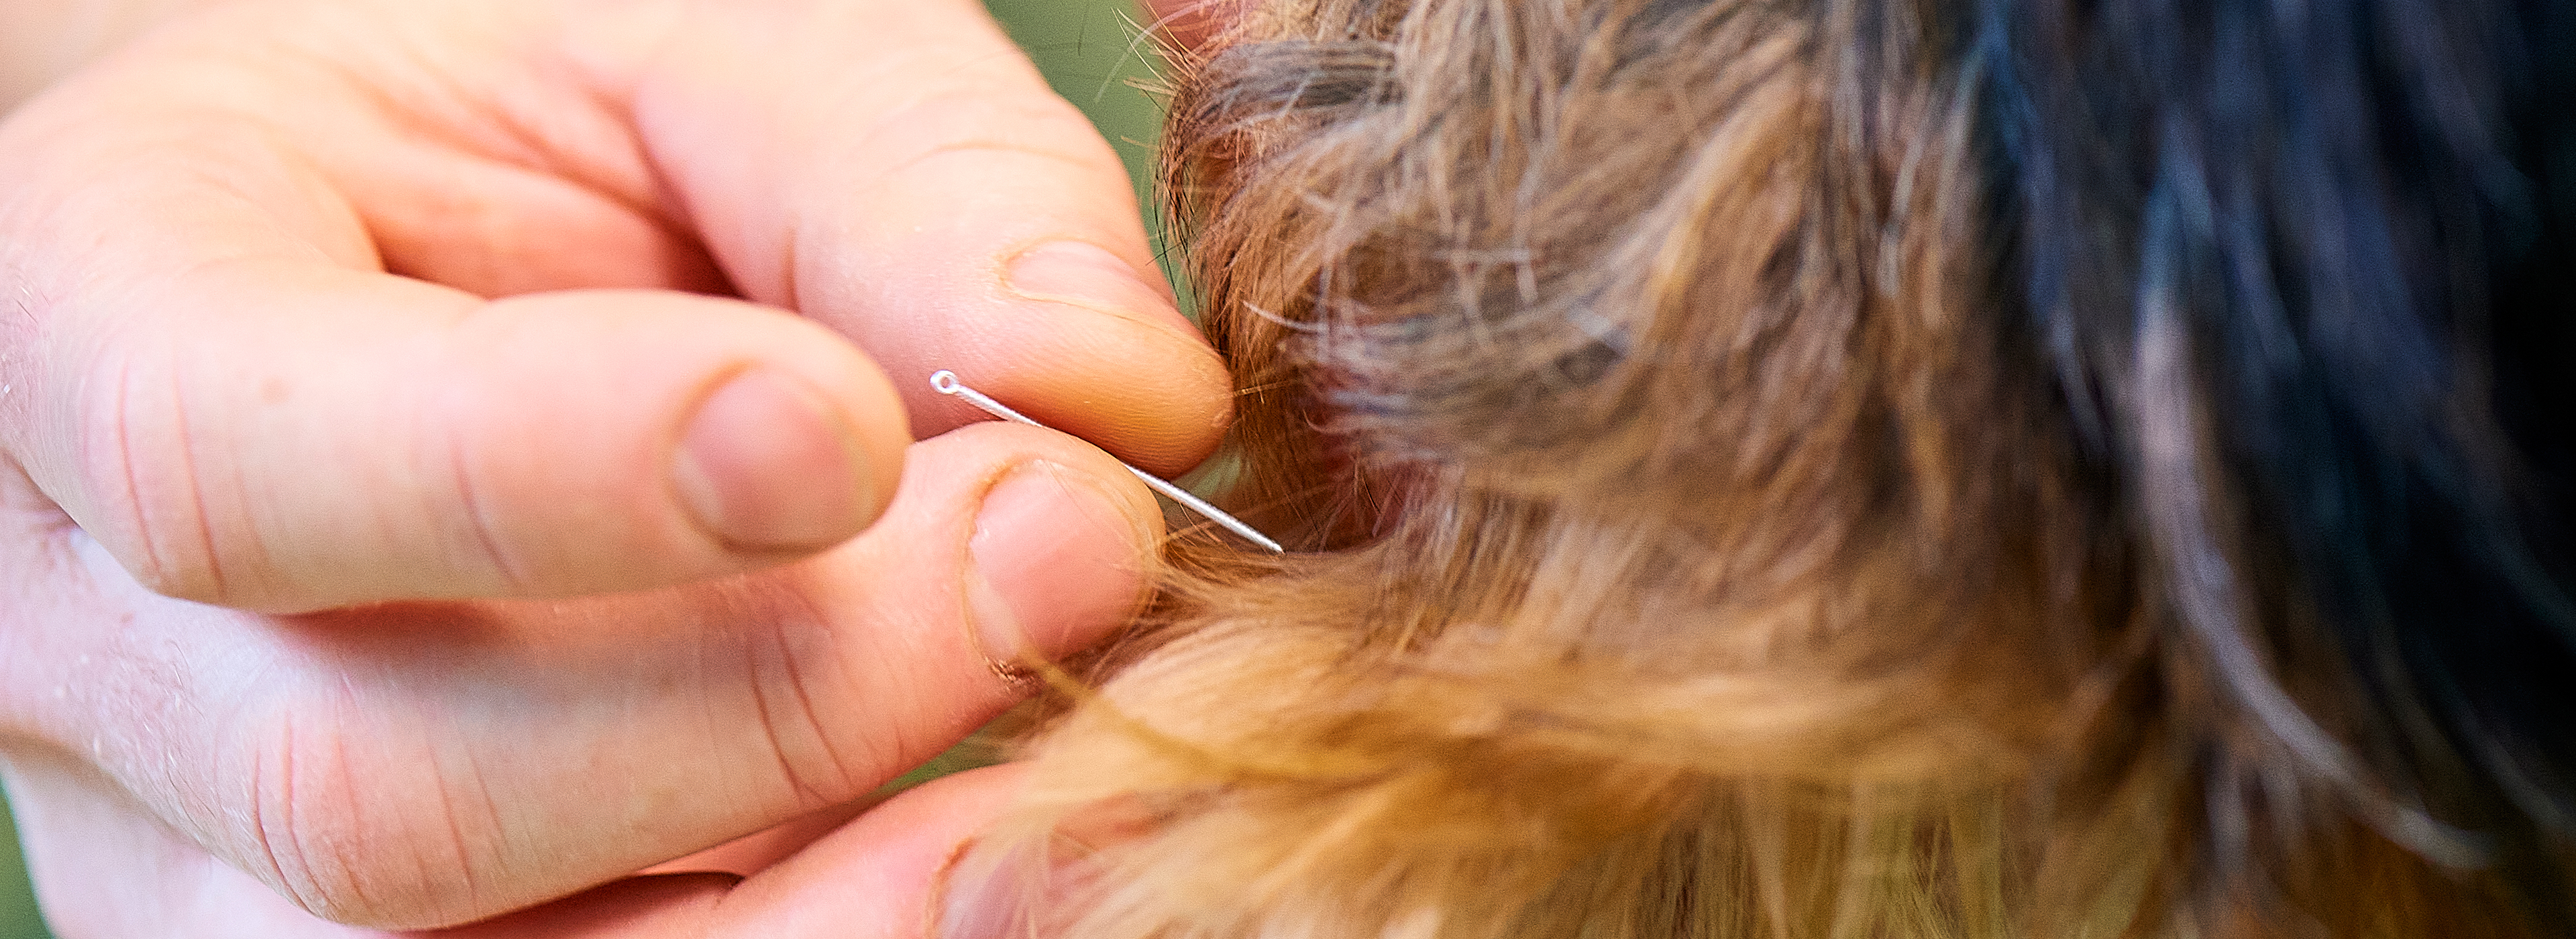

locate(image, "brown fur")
(943, 1), (2549, 936)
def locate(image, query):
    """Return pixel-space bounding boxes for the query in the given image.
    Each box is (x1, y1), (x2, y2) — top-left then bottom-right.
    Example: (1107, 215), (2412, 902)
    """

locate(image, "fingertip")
(989, 239), (1234, 474)
(468, 290), (913, 584)
(669, 361), (907, 556)
(965, 457), (1159, 670)
(825, 421), (1162, 726)
(922, 317), (1233, 480)
(710, 765), (1032, 938)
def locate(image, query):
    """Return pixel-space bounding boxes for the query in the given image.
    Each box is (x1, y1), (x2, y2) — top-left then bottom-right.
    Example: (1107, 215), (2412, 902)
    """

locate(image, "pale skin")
(0, 0), (1238, 934)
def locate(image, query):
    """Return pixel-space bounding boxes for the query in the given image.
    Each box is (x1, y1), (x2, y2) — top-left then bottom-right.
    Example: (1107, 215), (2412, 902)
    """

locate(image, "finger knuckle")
(237, 702), (467, 929)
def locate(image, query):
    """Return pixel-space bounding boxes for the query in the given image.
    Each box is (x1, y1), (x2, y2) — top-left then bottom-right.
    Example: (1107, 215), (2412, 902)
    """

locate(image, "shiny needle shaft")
(930, 370), (1285, 553)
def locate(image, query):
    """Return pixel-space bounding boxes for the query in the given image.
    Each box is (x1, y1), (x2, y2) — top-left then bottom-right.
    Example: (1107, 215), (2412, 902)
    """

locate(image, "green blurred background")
(0, 1), (1170, 935)
(0, 807), (33, 939)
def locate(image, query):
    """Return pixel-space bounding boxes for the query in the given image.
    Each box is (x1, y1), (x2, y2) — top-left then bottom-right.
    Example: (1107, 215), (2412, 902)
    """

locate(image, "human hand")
(0, 0), (1226, 932)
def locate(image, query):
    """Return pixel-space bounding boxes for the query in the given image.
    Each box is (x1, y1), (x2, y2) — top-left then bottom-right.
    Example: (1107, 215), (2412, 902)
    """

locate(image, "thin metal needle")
(930, 370), (1286, 553)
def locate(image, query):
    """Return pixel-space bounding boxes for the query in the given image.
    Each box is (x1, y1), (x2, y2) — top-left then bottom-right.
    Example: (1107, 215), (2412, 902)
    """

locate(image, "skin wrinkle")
(235, 17), (439, 169)
(1, 269), (45, 484)
(770, 197), (804, 330)
(443, 384), (528, 595)
(106, 349), (166, 592)
(828, 41), (1049, 148)
(692, 571), (860, 825)
(1000, 239), (1198, 333)
(199, 121), (384, 273)
(238, 715), (296, 911)
(253, 7), (697, 292)
(623, 17), (822, 307)
(262, 709), (316, 914)
(771, 608), (863, 806)
(428, 736), (484, 914)
(405, 98), (708, 291)
(542, 83), (694, 246)
(316, 700), (382, 924)
(269, 7), (489, 166)
(580, 20), (741, 296)
(867, 137), (1122, 195)
(827, 60), (1120, 203)
(744, 622), (827, 808)
(859, 656), (941, 791)
(421, 8), (655, 197)
(0, 452), (78, 604)
(370, 154), (681, 292)
(398, 740), (446, 921)
(134, 162), (372, 287)
(850, 562), (969, 781)
(359, 136), (689, 293)
(164, 362), (228, 602)
(570, 0), (688, 143)
(468, 57), (604, 192)
(462, 734), (508, 892)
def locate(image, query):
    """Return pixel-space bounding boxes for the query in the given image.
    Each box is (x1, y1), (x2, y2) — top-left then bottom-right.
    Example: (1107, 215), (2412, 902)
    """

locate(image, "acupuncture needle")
(930, 370), (1287, 553)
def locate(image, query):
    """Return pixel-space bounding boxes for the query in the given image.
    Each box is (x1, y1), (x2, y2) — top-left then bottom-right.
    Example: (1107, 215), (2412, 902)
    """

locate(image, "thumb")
(19, 260), (910, 611)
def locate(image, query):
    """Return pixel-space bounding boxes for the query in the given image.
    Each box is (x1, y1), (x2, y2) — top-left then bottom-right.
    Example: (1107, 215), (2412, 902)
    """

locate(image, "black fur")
(1983, 0), (2576, 922)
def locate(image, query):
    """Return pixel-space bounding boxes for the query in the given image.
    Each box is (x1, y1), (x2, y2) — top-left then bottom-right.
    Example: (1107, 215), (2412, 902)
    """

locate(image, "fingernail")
(936, 807), (1145, 939)
(936, 840), (1036, 939)
(672, 369), (875, 551)
(965, 461), (1150, 673)
(1004, 241), (1193, 335)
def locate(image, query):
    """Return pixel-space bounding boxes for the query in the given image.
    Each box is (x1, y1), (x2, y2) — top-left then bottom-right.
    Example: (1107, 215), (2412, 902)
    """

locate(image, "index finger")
(632, 0), (1232, 476)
